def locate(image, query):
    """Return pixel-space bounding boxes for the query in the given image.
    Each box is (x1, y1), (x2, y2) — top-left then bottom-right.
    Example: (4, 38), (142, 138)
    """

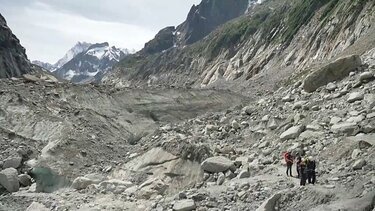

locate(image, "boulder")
(238, 170), (250, 179)
(72, 177), (100, 190)
(3, 156), (22, 169)
(359, 71), (374, 81)
(18, 174), (32, 187)
(331, 123), (359, 135)
(351, 149), (361, 159)
(231, 120), (241, 130)
(0, 168), (19, 192)
(256, 193), (281, 211)
(173, 199), (196, 211)
(303, 55), (362, 92)
(217, 173), (225, 185)
(26, 202), (49, 211)
(326, 82), (337, 91)
(347, 92), (364, 103)
(201, 156), (235, 173)
(280, 125), (305, 141)
(352, 159), (366, 170)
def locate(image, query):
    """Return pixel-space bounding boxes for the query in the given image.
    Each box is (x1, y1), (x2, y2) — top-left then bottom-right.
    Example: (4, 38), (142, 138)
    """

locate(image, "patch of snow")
(64, 70), (77, 80)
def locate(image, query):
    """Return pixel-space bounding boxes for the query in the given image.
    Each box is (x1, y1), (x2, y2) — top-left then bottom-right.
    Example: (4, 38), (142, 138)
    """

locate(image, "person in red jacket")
(284, 151), (294, 177)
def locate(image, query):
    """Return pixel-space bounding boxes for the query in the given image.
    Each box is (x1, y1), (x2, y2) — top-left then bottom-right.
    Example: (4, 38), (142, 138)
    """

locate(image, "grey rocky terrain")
(1, 0), (375, 211)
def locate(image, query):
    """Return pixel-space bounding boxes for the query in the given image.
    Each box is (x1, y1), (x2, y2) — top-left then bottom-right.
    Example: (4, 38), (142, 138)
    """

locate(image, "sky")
(0, 0), (201, 64)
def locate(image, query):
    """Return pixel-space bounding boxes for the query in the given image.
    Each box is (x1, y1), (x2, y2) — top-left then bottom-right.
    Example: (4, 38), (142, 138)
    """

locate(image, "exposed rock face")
(142, 26), (176, 55)
(0, 13), (31, 78)
(176, 0), (249, 45)
(303, 55), (362, 92)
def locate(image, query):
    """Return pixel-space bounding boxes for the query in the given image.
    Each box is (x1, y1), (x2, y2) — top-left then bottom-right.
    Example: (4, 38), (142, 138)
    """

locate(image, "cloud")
(0, 0), (200, 63)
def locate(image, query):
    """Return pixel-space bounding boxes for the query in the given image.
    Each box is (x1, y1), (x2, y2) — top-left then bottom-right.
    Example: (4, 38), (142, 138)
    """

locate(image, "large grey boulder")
(303, 55), (362, 92)
(71, 177), (100, 190)
(26, 202), (49, 211)
(352, 159), (366, 170)
(173, 199), (196, 211)
(256, 193), (281, 211)
(3, 156), (22, 169)
(0, 168), (19, 192)
(331, 122), (359, 135)
(201, 156), (235, 173)
(280, 125), (305, 141)
(347, 92), (364, 103)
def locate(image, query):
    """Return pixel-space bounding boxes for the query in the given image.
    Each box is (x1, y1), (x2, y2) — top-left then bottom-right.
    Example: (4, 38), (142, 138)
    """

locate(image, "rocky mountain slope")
(53, 42), (129, 83)
(1, 48), (374, 211)
(0, 13), (32, 78)
(103, 0), (375, 93)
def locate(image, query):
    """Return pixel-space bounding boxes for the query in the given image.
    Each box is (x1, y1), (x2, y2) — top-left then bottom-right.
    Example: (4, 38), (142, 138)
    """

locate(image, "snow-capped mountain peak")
(54, 41), (92, 70)
(54, 42), (130, 83)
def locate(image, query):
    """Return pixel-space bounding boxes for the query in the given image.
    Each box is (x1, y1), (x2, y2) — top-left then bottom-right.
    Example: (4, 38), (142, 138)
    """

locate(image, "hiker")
(306, 156), (316, 185)
(284, 151), (294, 177)
(296, 154), (302, 178)
(300, 158), (307, 186)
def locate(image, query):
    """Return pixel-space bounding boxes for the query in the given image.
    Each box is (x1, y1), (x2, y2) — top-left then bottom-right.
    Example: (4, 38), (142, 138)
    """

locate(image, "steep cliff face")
(176, 0), (249, 46)
(138, 0), (249, 57)
(0, 14), (31, 78)
(103, 0), (375, 92)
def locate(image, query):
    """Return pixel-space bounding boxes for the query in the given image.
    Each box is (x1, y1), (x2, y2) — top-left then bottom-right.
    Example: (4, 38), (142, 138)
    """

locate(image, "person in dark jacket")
(296, 155), (302, 178)
(300, 159), (307, 186)
(306, 156), (316, 185)
(284, 151), (294, 177)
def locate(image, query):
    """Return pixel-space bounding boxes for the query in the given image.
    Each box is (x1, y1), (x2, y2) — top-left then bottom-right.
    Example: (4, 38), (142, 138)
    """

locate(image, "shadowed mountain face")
(139, 0), (249, 55)
(0, 14), (31, 78)
(176, 0), (249, 45)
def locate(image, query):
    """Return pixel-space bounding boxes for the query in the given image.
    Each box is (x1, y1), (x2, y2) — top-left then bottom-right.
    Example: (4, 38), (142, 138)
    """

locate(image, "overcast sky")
(0, 0), (201, 64)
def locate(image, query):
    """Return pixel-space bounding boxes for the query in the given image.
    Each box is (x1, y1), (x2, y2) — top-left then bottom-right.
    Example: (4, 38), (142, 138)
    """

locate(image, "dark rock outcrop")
(0, 13), (31, 78)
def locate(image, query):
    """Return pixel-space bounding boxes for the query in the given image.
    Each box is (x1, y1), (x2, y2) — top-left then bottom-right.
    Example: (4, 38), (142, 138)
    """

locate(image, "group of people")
(284, 151), (316, 186)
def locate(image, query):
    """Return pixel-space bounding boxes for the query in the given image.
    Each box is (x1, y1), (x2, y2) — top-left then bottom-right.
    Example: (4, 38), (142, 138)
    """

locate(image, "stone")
(26, 202), (49, 211)
(201, 156), (235, 173)
(0, 168), (19, 192)
(299, 131), (324, 139)
(282, 95), (294, 102)
(267, 118), (278, 130)
(351, 149), (361, 159)
(331, 122), (359, 135)
(256, 193), (281, 211)
(22, 74), (40, 83)
(346, 115), (365, 123)
(347, 92), (364, 103)
(352, 159), (366, 170)
(326, 82), (337, 91)
(303, 55), (362, 92)
(330, 117), (342, 125)
(280, 125), (305, 141)
(306, 124), (321, 131)
(293, 101), (307, 110)
(173, 199), (196, 211)
(359, 71), (374, 81)
(238, 170), (250, 179)
(217, 173), (225, 185)
(231, 120), (241, 130)
(72, 177), (100, 190)
(18, 174), (32, 187)
(3, 156), (22, 169)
